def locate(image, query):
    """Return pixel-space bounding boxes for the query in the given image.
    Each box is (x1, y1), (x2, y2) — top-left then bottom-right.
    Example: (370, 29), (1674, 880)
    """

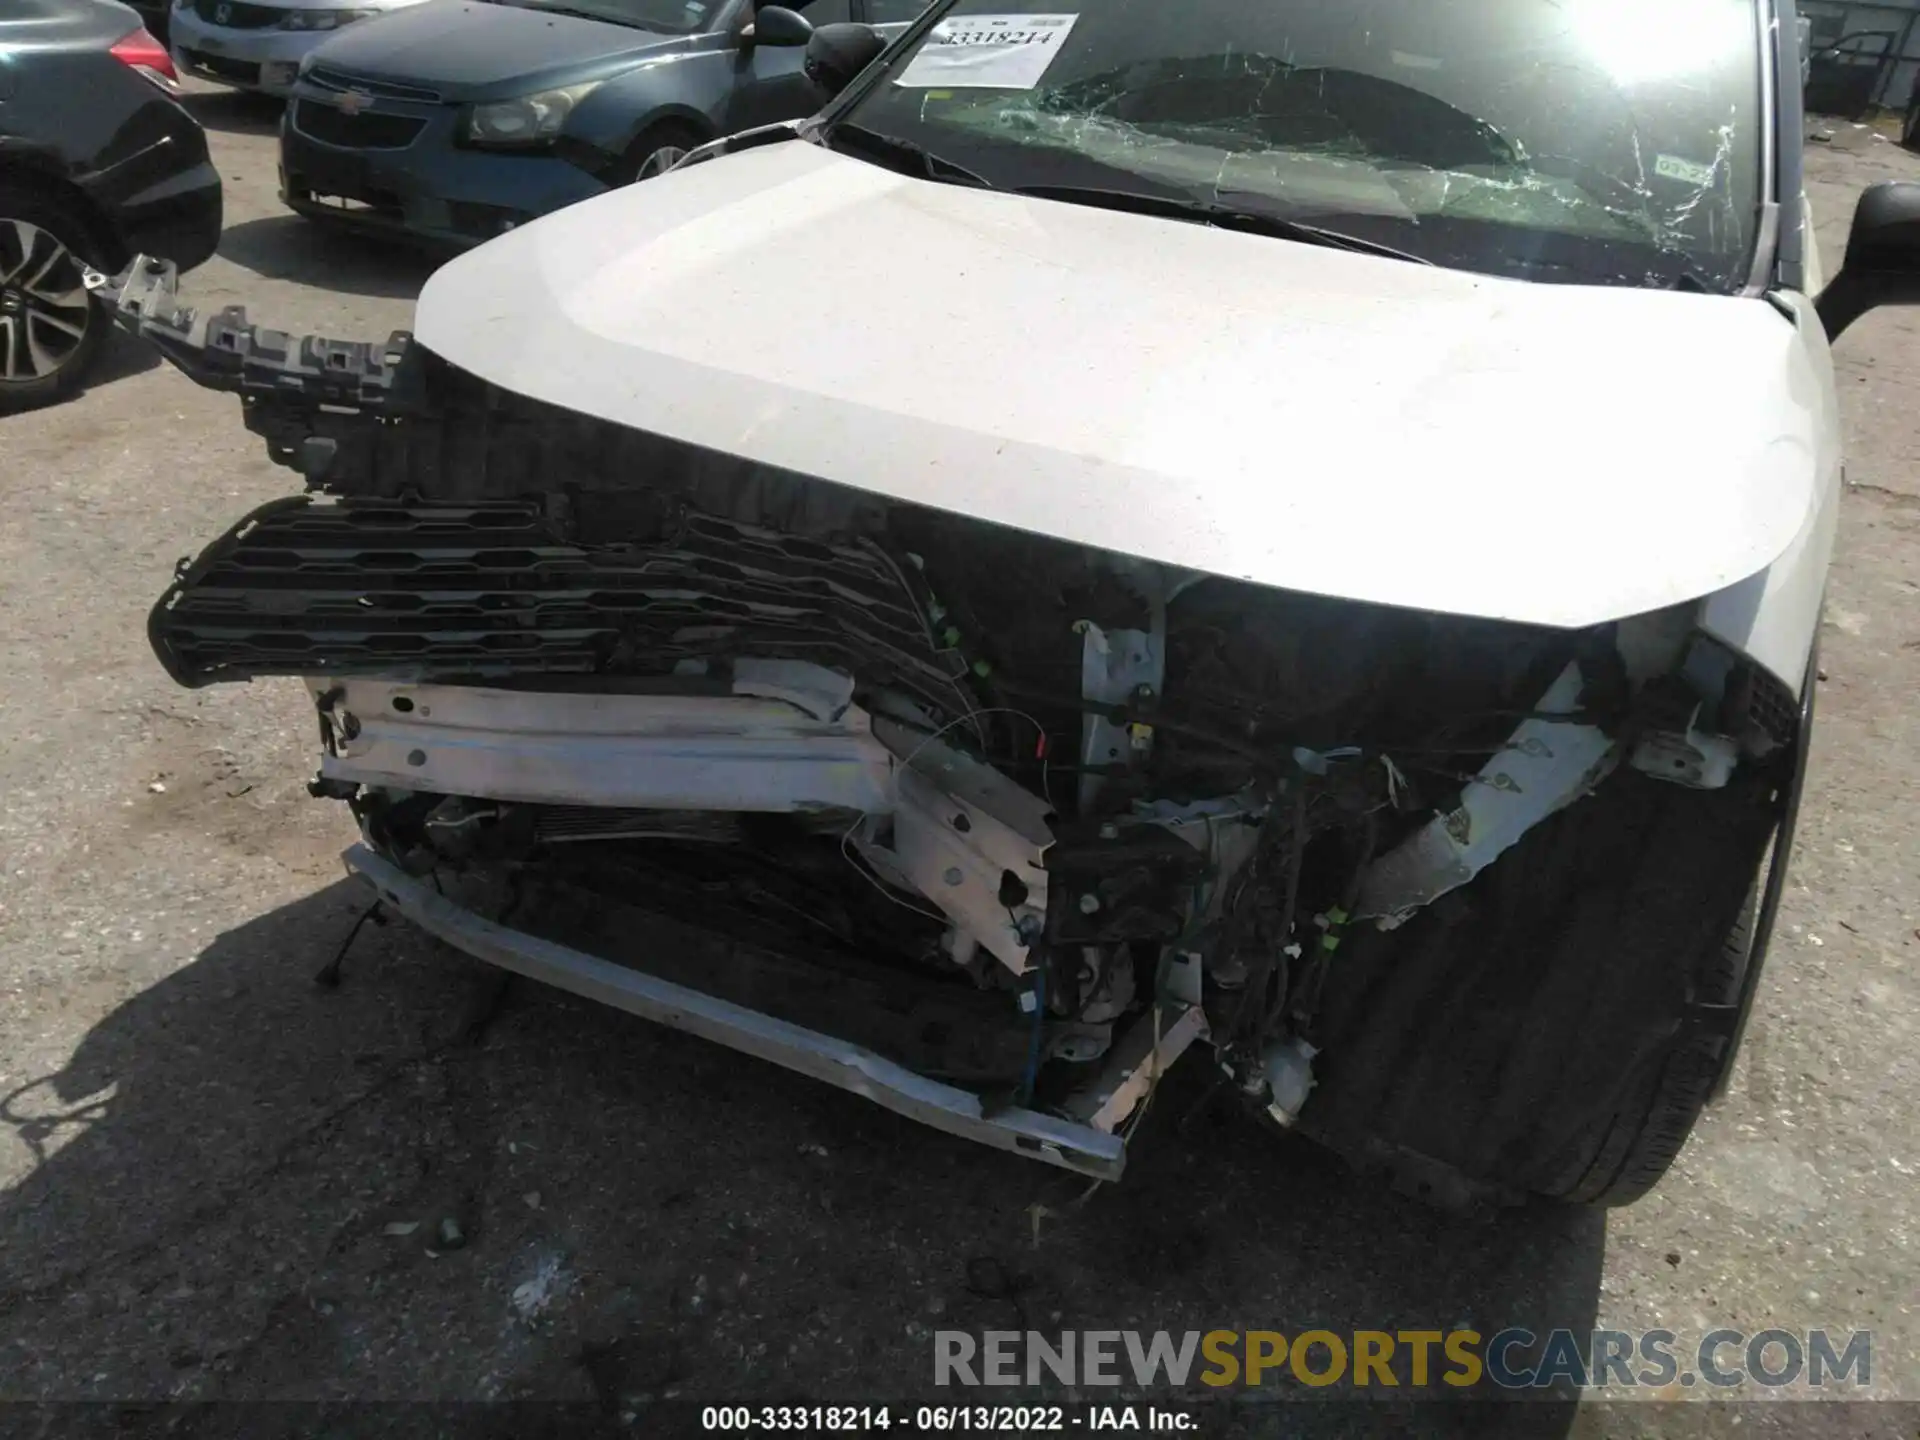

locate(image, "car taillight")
(110, 27), (180, 90)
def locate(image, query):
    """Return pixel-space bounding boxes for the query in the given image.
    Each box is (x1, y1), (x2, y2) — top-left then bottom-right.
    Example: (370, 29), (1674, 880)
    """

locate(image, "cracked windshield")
(835, 0), (1763, 290)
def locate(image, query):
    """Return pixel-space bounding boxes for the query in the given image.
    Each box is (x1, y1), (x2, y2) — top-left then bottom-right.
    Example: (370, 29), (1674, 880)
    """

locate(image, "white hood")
(415, 139), (1822, 629)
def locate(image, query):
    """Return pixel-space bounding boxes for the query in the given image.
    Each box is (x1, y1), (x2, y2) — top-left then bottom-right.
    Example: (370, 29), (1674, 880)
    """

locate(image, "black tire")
(617, 122), (707, 185)
(0, 186), (108, 414)
(1535, 887), (1756, 1206)
(1301, 767), (1780, 1211)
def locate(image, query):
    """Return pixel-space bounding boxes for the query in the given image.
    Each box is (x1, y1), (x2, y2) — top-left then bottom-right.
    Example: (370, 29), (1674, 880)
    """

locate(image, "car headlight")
(464, 82), (601, 149)
(279, 9), (380, 30)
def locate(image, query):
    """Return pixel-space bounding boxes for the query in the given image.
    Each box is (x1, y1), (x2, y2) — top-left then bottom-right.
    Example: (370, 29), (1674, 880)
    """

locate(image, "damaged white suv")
(104, 0), (1920, 1205)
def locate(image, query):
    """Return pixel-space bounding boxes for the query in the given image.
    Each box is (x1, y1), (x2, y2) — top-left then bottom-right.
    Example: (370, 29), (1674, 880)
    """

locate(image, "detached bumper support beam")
(89, 257), (416, 486)
(344, 844), (1127, 1182)
(91, 257), (410, 405)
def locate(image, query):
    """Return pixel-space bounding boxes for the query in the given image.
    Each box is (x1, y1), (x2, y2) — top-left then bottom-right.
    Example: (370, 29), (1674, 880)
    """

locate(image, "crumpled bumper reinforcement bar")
(344, 843), (1128, 1182)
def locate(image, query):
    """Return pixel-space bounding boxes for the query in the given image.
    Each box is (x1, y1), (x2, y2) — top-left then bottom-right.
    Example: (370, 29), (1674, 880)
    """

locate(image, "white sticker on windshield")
(894, 14), (1079, 90)
(1655, 153), (1717, 187)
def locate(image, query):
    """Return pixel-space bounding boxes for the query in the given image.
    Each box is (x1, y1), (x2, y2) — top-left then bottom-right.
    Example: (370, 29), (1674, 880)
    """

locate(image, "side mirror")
(805, 22), (886, 97)
(748, 5), (813, 47)
(1817, 181), (1920, 340)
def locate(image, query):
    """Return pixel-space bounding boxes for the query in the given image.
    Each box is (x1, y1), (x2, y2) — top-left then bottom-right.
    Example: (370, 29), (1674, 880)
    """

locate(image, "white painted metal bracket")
(313, 673), (897, 815)
(312, 669), (1060, 976)
(1077, 610), (1164, 813)
(1630, 715), (1740, 790)
(1063, 998), (1209, 1133)
(867, 715), (1053, 974)
(1356, 662), (1619, 925)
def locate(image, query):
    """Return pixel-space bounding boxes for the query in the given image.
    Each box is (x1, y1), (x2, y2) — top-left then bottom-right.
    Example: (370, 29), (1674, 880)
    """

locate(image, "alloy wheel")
(0, 218), (94, 386)
(637, 146), (689, 180)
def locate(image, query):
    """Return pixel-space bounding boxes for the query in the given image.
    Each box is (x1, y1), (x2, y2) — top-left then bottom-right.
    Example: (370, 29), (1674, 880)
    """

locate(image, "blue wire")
(1018, 965), (1046, 1105)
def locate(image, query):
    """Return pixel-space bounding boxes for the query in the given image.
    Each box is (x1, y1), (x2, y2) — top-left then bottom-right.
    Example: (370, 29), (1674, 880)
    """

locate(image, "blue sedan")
(279, 0), (925, 247)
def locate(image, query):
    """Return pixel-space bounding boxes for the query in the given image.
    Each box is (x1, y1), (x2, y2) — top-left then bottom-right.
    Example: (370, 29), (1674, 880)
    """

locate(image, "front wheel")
(0, 191), (107, 415)
(1300, 766), (1783, 1211)
(1532, 887), (1757, 1206)
(617, 123), (707, 185)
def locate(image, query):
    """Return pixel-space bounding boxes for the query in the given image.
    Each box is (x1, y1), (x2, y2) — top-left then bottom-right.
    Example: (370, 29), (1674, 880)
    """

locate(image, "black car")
(0, 0), (222, 412)
(279, 0), (924, 250)
(125, 0), (170, 40)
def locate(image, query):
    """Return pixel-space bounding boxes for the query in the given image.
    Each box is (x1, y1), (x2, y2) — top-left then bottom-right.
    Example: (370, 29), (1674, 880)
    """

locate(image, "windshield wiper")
(820, 123), (992, 189)
(1505, 245), (1724, 293)
(1010, 184), (1434, 266)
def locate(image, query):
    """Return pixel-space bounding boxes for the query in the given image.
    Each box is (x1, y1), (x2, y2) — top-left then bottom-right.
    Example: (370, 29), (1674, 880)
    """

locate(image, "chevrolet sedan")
(278, 0), (923, 248)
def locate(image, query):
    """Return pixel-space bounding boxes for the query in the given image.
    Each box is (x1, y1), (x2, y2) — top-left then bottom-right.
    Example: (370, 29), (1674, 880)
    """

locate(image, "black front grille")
(305, 64), (444, 103)
(182, 48), (261, 83)
(149, 498), (978, 726)
(192, 0), (282, 28)
(293, 99), (425, 150)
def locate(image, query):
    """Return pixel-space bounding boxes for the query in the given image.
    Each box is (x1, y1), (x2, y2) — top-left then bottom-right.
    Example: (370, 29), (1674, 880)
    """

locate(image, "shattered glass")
(836, 0), (1762, 290)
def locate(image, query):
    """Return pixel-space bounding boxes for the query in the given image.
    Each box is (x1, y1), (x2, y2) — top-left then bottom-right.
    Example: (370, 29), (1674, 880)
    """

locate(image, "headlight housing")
(464, 82), (602, 149)
(279, 9), (381, 30)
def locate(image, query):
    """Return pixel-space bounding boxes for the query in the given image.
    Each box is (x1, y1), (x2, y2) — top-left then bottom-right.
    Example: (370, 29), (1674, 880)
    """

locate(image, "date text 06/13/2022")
(700, 1404), (1195, 1431)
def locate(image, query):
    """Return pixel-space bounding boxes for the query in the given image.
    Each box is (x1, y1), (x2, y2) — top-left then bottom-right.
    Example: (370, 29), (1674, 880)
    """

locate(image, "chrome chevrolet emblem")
(337, 90), (372, 115)
(213, 2), (231, 21)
